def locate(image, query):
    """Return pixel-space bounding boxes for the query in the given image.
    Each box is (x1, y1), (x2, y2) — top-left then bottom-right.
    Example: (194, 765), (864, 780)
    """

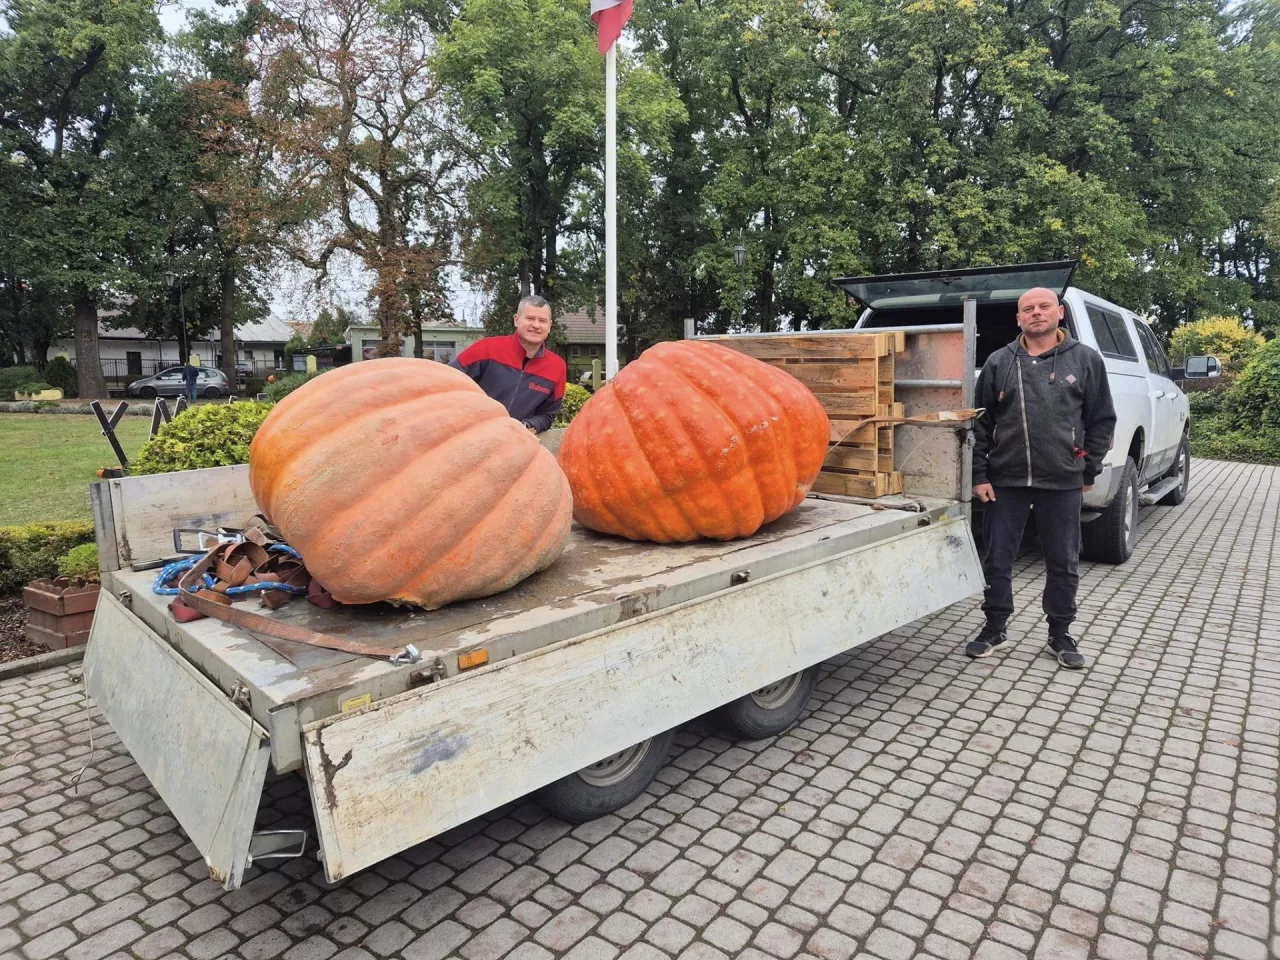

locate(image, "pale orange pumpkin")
(557, 341), (829, 542)
(249, 358), (572, 609)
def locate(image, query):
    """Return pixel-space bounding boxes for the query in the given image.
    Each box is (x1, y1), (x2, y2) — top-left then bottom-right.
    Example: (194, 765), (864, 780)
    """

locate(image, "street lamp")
(165, 271), (186, 364)
(732, 238), (747, 326)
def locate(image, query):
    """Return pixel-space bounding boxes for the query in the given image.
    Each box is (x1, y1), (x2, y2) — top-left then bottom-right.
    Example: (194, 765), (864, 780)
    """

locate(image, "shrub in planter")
(43, 356), (78, 399)
(131, 401), (273, 475)
(57, 543), (100, 581)
(265, 370), (325, 403)
(0, 366), (38, 401)
(0, 519), (96, 595)
(15, 381), (59, 400)
(554, 383), (590, 428)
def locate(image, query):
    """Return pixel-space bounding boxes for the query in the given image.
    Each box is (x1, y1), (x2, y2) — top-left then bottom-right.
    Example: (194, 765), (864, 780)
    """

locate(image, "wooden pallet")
(706, 331), (905, 498)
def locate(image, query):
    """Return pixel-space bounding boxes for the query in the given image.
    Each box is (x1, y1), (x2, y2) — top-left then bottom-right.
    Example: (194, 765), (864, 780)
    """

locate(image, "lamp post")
(732, 238), (747, 327)
(165, 271), (186, 365)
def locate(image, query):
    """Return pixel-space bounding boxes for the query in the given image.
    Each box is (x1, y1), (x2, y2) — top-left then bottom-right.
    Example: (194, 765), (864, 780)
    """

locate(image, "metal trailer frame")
(84, 322), (982, 889)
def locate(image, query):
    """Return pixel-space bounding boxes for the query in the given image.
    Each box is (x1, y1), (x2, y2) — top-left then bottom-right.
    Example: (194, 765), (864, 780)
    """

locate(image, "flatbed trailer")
(84, 320), (983, 890)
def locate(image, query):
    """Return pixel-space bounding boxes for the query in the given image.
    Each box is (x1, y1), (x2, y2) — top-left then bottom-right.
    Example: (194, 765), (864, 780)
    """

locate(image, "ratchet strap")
(827, 407), (984, 456)
(169, 535), (417, 663)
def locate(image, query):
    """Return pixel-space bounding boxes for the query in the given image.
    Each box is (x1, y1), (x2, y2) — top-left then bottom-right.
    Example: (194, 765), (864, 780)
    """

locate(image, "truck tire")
(1159, 436), (1190, 506)
(1082, 456), (1138, 564)
(536, 729), (675, 823)
(713, 664), (822, 740)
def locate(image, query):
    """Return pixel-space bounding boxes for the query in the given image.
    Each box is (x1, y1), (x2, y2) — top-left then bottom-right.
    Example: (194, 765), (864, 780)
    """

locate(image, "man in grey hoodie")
(968, 287), (1117, 668)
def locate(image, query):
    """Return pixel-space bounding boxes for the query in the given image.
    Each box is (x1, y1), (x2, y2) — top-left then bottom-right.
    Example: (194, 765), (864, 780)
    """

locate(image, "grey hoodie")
(972, 331), (1117, 490)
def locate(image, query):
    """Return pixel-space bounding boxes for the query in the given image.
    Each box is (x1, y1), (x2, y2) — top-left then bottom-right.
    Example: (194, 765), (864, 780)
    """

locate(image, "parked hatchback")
(128, 365), (231, 399)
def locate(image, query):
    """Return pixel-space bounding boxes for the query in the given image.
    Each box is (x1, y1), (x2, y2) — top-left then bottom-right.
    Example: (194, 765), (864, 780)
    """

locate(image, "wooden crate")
(707, 331), (905, 498)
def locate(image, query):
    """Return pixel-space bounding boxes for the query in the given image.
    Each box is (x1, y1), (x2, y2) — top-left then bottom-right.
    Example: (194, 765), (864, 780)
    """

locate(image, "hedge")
(132, 402), (273, 475)
(554, 383), (590, 428)
(266, 371), (325, 403)
(57, 543), (101, 582)
(0, 520), (96, 595)
(0, 366), (38, 401)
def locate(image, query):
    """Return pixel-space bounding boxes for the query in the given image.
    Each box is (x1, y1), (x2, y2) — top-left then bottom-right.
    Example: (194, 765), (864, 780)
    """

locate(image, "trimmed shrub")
(554, 383), (590, 428)
(1170, 316), (1265, 372)
(0, 520), (96, 595)
(57, 543), (100, 582)
(265, 370), (324, 403)
(131, 401), (273, 475)
(43, 356), (78, 398)
(1225, 337), (1280, 430)
(1191, 413), (1280, 464)
(16, 381), (55, 395)
(244, 377), (267, 398)
(0, 366), (38, 401)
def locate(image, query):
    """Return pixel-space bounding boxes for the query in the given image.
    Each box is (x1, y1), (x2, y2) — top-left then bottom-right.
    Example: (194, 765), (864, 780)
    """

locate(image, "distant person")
(968, 287), (1117, 670)
(184, 358), (200, 402)
(450, 296), (566, 434)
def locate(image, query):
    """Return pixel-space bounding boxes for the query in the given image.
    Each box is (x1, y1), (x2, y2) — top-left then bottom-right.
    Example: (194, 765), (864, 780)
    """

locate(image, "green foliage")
(0, 519), (95, 595)
(1225, 338), (1280, 430)
(265, 371), (324, 403)
(309, 307), (353, 347)
(0, 367), (39, 401)
(56, 542), (100, 582)
(1187, 387), (1227, 418)
(243, 377), (267, 398)
(1170, 317), (1265, 370)
(1190, 413), (1280, 465)
(131, 402), (272, 475)
(43, 356), (77, 398)
(554, 383), (590, 428)
(16, 382), (54, 395)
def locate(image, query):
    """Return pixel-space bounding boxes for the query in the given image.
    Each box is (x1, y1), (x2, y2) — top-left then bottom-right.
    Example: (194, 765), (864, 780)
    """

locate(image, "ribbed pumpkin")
(249, 358), (572, 609)
(558, 341), (829, 542)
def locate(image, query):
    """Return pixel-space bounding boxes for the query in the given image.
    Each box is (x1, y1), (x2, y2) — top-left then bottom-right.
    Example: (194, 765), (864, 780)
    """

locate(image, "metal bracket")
(173, 528), (244, 555)
(730, 570), (751, 586)
(409, 656), (446, 685)
(246, 830), (307, 867)
(390, 644), (422, 666)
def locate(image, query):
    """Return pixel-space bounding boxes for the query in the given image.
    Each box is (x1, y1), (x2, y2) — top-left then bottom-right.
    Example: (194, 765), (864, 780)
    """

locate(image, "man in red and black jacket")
(450, 296), (566, 433)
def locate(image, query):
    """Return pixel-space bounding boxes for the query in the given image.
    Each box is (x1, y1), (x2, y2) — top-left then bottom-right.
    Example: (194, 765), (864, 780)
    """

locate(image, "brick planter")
(23, 578), (100, 650)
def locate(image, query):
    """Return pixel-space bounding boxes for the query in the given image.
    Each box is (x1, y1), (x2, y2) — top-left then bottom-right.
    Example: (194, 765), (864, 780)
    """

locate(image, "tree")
(435, 0), (684, 321)
(1170, 316), (1267, 371)
(259, 0), (462, 357)
(0, 0), (164, 397)
(309, 305), (354, 346)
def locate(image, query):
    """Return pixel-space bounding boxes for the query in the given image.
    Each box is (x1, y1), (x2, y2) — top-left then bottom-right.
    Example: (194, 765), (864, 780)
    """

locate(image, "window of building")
(589, 345), (600, 357)
(244, 350), (254, 360)
(273, 350), (285, 368)
(421, 340), (457, 363)
(570, 345), (581, 357)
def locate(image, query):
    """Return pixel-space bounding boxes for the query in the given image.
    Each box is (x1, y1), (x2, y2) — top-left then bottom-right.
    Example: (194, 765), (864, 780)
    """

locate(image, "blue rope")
(152, 543), (308, 597)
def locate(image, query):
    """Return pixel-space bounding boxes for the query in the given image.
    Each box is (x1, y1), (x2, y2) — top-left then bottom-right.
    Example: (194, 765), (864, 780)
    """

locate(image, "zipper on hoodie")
(1015, 357), (1033, 485)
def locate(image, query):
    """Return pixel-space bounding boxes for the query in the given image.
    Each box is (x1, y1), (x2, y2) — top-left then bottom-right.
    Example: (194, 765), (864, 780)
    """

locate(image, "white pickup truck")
(85, 324), (985, 891)
(845, 260), (1211, 563)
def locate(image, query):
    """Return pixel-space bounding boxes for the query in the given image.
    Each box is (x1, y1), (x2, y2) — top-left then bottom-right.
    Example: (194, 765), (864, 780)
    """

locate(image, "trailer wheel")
(713, 664), (822, 740)
(536, 729), (675, 823)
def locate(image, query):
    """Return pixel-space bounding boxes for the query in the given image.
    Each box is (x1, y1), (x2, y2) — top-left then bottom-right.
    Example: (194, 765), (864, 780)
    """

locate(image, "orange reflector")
(458, 648), (489, 670)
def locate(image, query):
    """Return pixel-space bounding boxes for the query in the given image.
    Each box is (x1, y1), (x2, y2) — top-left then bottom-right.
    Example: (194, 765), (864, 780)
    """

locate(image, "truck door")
(1083, 304), (1158, 480)
(1132, 318), (1180, 474)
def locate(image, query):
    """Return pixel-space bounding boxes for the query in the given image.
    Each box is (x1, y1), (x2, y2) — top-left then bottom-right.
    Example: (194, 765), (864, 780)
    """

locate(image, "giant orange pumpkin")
(249, 358), (572, 609)
(557, 341), (829, 542)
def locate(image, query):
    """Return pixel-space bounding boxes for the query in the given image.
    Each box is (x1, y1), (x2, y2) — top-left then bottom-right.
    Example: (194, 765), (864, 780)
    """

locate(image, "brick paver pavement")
(2, 458), (1277, 960)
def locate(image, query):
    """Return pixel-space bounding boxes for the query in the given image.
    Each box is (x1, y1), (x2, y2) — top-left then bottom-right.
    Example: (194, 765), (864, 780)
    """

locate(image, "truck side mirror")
(1181, 355), (1222, 379)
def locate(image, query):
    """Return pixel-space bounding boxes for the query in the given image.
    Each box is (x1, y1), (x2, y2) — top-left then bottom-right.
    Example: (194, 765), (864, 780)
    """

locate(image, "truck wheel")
(536, 729), (675, 823)
(1159, 437), (1190, 506)
(713, 664), (822, 740)
(1082, 457), (1138, 564)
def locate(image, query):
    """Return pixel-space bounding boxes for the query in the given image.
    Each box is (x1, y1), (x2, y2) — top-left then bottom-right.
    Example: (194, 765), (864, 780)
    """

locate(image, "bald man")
(968, 287), (1116, 669)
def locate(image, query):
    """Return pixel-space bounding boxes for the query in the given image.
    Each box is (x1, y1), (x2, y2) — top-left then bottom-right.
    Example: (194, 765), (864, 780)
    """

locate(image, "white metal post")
(604, 45), (618, 380)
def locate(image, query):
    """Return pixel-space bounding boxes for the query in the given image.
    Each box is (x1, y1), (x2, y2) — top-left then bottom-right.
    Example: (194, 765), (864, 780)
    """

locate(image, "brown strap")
(176, 547), (411, 661)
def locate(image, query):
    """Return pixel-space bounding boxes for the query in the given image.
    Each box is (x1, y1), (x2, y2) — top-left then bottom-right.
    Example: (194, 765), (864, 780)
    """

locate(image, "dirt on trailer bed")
(0, 596), (43, 663)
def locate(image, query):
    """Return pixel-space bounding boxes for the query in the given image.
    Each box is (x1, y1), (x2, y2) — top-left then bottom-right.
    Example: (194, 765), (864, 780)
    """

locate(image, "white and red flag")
(591, 0), (633, 54)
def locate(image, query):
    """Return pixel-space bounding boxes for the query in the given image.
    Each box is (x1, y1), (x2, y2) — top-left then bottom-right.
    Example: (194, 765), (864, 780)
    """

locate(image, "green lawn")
(0, 414), (153, 525)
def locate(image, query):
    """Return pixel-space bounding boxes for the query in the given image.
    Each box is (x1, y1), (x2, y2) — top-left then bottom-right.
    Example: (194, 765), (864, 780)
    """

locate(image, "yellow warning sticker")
(341, 693), (372, 713)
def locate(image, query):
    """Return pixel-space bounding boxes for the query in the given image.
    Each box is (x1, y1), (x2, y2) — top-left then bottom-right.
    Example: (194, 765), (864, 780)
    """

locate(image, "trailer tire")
(713, 664), (822, 740)
(536, 729), (675, 823)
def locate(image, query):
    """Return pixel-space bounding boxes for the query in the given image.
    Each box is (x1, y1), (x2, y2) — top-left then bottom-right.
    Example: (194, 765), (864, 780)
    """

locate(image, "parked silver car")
(128, 365), (231, 399)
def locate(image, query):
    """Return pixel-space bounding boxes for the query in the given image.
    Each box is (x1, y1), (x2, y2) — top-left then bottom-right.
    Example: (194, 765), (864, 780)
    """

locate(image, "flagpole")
(604, 43), (618, 380)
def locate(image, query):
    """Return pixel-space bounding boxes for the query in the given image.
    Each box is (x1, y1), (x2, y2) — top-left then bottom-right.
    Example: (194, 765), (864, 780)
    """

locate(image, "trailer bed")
(106, 490), (959, 740)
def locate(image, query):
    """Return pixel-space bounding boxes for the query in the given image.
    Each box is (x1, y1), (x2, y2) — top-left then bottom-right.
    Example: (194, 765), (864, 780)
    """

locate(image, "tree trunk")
(73, 290), (107, 398)
(220, 264), (238, 385)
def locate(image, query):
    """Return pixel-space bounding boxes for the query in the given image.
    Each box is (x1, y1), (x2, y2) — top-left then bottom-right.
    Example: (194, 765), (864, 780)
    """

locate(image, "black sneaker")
(1048, 633), (1086, 669)
(966, 623), (1009, 659)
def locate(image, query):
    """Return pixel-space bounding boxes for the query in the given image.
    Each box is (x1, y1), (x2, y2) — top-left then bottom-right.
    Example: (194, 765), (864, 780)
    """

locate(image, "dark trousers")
(981, 487), (1082, 634)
